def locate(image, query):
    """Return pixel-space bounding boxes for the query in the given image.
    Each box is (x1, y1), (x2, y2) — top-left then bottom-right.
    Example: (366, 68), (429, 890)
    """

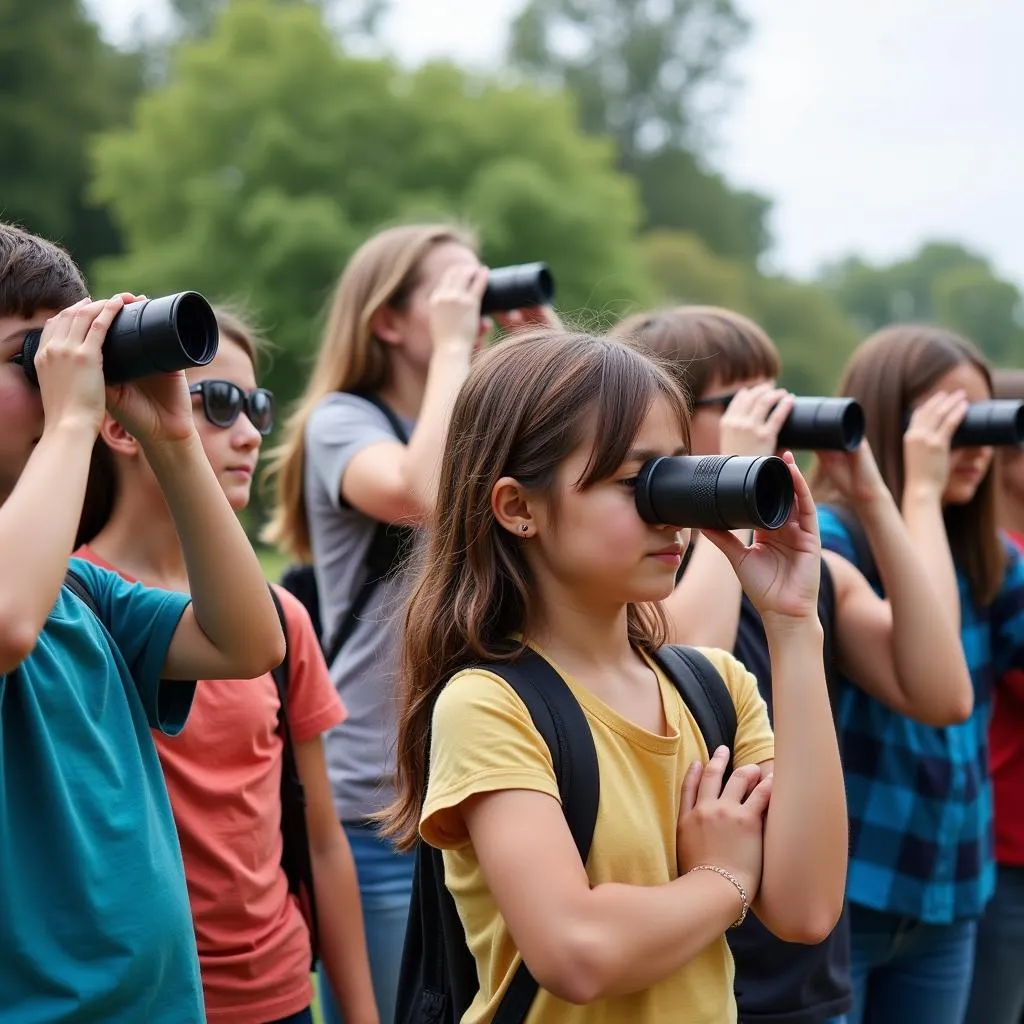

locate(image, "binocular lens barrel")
(949, 400), (1024, 448)
(636, 455), (794, 531)
(20, 291), (219, 387)
(778, 397), (864, 452)
(481, 262), (555, 315)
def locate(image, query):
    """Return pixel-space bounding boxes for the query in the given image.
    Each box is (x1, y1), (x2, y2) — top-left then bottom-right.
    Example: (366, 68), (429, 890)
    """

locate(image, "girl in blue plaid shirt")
(811, 325), (1024, 1024)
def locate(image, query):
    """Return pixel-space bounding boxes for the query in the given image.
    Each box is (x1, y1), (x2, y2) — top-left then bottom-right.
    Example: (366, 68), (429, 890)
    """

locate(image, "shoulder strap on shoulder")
(816, 558), (842, 724)
(473, 649), (601, 1024)
(268, 586), (321, 970)
(322, 393), (413, 667)
(653, 646), (738, 779)
(825, 504), (880, 591)
(63, 567), (100, 619)
(355, 391), (410, 444)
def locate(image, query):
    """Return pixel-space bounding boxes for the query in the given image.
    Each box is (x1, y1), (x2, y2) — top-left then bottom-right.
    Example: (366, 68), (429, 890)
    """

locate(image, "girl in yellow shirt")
(383, 328), (848, 1022)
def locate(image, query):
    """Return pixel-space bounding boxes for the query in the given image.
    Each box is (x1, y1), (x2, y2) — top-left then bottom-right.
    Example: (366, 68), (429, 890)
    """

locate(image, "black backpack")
(395, 644), (739, 1024)
(65, 569), (321, 971)
(279, 393), (414, 667)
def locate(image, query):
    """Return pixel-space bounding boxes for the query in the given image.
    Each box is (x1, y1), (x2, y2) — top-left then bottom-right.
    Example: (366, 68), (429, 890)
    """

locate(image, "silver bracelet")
(687, 864), (749, 928)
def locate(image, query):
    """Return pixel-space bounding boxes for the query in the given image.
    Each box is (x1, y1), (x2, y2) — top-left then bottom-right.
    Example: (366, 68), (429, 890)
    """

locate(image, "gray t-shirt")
(304, 392), (415, 821)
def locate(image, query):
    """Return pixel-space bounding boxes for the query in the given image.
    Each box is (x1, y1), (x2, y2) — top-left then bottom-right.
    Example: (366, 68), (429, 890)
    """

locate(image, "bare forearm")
(900, 485), (959, 629)
(855, 494), (969, 714)
(0, 423), (96, 664)
(663, 534), (748, 648)
(312, 843), (378, 1024)
(402, 344), (471, 514)
(554, 872), (742, 1002)
(758, 620), (846, 943)
(143, 432), (281, 661)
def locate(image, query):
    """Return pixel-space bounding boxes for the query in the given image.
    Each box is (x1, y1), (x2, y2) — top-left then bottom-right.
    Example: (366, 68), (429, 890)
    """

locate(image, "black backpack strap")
(653, 646), (738, 779)
(269, 587), (320, 969)
(475, 650), (601, 1024)
(322, 393), (414, 667)
(825, 504), (881, 591)
(64, 567), (100, 618)
(817, 558), (842, 725)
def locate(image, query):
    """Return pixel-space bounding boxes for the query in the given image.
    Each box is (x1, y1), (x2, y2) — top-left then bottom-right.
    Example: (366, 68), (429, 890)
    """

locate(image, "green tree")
(639, 230), (858, 394)
(0, 0), (143, 268)
(90, 0), (652, 407)
(821, 241), (1024, 365)
(507, 0), (770, 261)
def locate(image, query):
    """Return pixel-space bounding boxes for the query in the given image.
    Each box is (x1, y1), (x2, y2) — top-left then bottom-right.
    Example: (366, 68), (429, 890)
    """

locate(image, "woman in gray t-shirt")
(264, 223), (493, 1024)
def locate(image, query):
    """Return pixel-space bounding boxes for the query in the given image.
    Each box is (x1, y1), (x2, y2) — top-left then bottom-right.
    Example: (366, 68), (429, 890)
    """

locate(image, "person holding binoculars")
(811, 326), (1024, 1024)
(0, 223), (286, 1022)
(617, 305), (974, 1024)
(382, 326), (847, 1024)
(263, 223), (557, 1024)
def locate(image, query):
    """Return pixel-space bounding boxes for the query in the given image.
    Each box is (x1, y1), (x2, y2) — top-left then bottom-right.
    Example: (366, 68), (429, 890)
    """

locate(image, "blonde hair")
(262, 223), (477, 561)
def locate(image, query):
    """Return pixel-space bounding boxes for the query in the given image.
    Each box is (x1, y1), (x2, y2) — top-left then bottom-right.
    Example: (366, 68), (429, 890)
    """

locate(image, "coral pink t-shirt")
(77, 547), (346, 1023)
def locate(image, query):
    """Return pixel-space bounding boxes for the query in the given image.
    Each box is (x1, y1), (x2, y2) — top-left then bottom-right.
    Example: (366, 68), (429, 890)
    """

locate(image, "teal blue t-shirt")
(0, 558), (203, 1023)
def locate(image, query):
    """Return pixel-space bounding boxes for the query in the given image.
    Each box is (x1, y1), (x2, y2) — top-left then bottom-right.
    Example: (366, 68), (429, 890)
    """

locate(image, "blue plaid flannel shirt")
(819, 506), (1024, 923)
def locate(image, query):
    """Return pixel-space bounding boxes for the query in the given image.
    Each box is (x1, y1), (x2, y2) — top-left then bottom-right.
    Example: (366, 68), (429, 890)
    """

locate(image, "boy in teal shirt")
(0, 223), (285, 1022)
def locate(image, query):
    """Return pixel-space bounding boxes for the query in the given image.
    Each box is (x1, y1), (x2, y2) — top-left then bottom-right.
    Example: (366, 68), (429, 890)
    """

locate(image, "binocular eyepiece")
(778, 397), (864, 452)
(481, 262), (555, 315)
(19, 291), (219, 387)
(635, 455), (795, 531)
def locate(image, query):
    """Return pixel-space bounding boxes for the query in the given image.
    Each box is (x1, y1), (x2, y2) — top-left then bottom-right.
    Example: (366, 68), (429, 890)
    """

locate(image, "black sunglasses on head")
(189, 380), (275, 435)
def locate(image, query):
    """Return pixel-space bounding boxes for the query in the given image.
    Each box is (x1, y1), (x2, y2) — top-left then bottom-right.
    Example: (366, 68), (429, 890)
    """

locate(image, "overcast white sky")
(87, 0), (1024, 288)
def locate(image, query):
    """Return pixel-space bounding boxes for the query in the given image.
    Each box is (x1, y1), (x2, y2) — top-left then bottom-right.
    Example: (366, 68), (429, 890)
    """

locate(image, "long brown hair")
(76, 306), (266, 549)
(810, 324), (1005, 605)
(261, 223), (477, 561)
(382, 329), (691, 850)
(614, 305), (782, 405)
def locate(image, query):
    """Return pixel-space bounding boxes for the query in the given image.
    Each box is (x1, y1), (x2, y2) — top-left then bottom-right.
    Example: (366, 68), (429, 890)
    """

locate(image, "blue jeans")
(318, 820), (415, 1024)
(845, 903), (977, 1024)
(964, 866), (1024, 1024)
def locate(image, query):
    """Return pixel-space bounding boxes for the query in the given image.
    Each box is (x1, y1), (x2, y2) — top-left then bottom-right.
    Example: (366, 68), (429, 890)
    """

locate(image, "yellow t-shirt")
(420, 646), (776, 1024)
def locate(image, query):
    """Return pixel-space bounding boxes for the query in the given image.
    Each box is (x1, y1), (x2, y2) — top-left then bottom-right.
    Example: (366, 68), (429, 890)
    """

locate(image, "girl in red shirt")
(75, 308), (378, 1024)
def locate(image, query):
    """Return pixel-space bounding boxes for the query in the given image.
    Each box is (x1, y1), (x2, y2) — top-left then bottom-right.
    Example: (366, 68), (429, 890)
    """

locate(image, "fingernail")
(715, 745), (729, 757)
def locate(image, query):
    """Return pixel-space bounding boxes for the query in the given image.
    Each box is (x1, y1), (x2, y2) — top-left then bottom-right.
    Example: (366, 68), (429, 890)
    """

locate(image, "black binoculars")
(948, 401), (1024, 448)
(779, 397), (864, 452)
(19, 292), (219, 387)
(635, 455), (794, 531)
(481, 262), (555, 315)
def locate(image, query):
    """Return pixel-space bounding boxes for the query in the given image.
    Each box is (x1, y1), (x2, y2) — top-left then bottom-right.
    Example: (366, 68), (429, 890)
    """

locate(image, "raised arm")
(339, 266), (487, 525)
(105, 303), (284, 681)
(816, 432), (973, 725)
(704, 453), (847, 943)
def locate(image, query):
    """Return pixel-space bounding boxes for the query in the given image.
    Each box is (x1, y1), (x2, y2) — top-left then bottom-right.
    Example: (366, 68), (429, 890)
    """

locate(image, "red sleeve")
(272, 584), (347, 743)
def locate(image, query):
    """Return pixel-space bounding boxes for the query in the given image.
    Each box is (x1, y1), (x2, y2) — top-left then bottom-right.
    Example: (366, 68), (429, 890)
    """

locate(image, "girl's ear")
(370, 304), (404, 347)
(99, 415), (140, 457)
(492, 476), (536, 538)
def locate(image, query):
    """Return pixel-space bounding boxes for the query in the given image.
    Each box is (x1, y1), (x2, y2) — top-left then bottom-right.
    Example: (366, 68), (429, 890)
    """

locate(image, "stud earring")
(520, 523), (529, 534)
